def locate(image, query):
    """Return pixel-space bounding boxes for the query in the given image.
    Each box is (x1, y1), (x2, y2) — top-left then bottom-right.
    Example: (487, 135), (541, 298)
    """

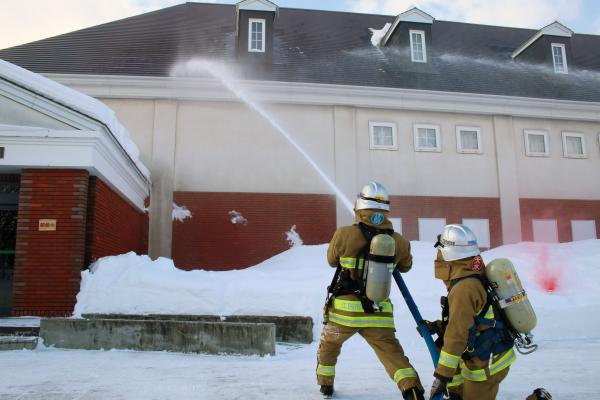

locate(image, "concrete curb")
(40, 318), (275, 356)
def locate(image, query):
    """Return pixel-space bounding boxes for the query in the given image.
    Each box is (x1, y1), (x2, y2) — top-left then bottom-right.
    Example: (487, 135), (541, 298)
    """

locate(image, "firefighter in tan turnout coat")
(428, 224), (552, 400)
(316, 182), (424, 400)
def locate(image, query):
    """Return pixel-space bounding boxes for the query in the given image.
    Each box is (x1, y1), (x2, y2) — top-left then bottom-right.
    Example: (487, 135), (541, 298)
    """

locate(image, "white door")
(462, 218), (491, 248)
(571, 220), (597, 241)
(418, 218), (446, 242)
(532, 219), (558, 243)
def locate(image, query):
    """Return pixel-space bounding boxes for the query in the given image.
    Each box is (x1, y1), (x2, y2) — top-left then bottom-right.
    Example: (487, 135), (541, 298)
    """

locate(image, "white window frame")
(413, 124), (441, 152)
(551, 43), (568, 74)
(409, 30), (427, 63)
(369, 121), (398, 150)
(455, 126), (482, 154)
(248, 18), (266, 53)
(562, 131), (587, 158)
(524, 130), (550, 157)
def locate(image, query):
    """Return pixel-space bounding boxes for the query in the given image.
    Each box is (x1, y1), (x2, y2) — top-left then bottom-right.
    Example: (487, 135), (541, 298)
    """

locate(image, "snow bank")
(74, 240), (600, 345)
(0, 59), (150, 179)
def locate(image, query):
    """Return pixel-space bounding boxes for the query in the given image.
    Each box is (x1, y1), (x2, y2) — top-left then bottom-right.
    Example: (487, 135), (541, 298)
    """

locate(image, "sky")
(1, 0), (599, 50)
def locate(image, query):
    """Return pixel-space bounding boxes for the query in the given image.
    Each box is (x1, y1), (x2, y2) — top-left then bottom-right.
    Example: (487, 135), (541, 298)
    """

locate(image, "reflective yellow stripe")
(438, 351), (461, 369)
(393, 367), (417, 383)
(333, 299), (393, 313)
(447, 374), (464, 388)
(328, 312), (395, 328)
(316, 364), (335, 376)
(460, 362), (487, 382)
(490, 348), (516, 376)
(484, 306), (495, 320)
(339, 257), (365, 270)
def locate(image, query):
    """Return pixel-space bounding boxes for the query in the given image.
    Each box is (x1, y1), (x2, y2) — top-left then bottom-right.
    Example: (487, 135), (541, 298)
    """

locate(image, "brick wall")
(85, 177), (148, 265)
(520, 198), (600, 242)
(172, 192), (337, 270)
(389, 195), (503, 248)
(12, 169), (89, 317)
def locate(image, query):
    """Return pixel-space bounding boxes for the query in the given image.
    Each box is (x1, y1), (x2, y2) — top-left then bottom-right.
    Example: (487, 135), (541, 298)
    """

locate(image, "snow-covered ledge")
(0, 128), (149, 211)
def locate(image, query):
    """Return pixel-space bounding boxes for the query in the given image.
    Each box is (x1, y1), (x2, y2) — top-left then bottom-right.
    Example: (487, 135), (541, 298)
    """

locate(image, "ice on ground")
(0, 59), (149, 179)
(172, 203), (192, 222)
(370, 22), (392, 47)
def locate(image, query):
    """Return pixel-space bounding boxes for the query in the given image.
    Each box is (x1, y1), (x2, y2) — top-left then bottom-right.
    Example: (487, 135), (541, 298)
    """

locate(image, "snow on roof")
(0, 59), (150, 179)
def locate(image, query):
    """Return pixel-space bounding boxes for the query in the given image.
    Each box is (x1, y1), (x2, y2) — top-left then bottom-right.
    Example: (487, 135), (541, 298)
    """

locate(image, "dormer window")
(552, 43), (567, 73)
(410, 30), (426, 62)
(249, 18), (266, 52)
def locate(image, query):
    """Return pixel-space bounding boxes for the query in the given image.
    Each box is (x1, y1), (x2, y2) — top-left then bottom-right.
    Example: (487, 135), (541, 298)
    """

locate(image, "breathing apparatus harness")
(323, 223), (394, 321)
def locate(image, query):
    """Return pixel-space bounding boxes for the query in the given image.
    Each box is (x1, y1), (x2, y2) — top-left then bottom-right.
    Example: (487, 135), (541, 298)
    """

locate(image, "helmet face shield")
(355, 182), (390, 212)
(438, 224), (480, 261)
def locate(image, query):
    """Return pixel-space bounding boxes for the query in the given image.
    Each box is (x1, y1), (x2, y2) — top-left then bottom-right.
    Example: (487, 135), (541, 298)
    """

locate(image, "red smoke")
(534, 245), (562, 293)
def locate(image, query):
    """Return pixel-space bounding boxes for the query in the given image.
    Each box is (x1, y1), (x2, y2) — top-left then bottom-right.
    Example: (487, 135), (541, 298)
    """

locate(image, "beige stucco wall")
(0, 95), (75, 130)
(512, 117), (600, 199)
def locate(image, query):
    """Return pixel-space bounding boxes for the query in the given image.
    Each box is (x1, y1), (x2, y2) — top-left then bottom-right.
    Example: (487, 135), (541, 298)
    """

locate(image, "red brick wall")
(520, 198), (600, 242)
(12, 169), (89, 317)
(85, 177), (148, 265)
(172, 192), (337, 270)
(389, 195), (503, 248)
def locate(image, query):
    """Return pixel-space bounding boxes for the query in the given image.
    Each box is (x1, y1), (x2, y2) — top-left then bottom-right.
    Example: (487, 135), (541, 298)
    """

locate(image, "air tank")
(486, 258), (537, 334)
(365, 234), (395, 303)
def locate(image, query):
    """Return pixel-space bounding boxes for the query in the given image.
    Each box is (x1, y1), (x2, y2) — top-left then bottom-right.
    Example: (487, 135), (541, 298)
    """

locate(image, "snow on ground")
(2, 240), (600, 399)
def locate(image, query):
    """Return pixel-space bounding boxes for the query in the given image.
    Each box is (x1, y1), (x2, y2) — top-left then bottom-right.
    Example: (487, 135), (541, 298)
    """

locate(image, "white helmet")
(355, 182), (390, 212)
(435, 224), (480, 261)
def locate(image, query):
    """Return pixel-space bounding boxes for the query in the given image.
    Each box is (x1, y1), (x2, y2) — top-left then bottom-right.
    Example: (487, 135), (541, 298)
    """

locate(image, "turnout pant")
(448, 355), (511, 400)
(316, 322), (423, 392)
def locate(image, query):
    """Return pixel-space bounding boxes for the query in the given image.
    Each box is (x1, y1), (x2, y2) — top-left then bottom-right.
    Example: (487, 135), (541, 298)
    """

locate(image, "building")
(1, 0), (599, 314)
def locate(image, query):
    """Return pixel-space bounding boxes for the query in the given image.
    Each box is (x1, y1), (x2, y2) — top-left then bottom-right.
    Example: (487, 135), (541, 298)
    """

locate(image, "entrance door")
(0, 180), (19, 316)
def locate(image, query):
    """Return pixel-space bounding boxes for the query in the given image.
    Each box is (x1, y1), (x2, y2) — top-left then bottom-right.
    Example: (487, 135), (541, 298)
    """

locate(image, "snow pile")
(172, 203), (192, 222)
(370, 23), (392, 47)
(228, 210), (248, 225)
(285, 225), (303, 248)
(0, 59), (150, 179)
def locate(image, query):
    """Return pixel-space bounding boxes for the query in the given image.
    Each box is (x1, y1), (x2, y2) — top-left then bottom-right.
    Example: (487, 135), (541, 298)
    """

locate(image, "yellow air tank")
(364, 234), (396, 303)
(486, 258), (537, 333)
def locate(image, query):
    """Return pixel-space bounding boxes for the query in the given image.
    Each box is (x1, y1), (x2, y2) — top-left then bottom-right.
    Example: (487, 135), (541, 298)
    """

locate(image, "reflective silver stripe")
(333, 298), (393, 313)
(328, 312), (395, 328)
(460, 364), (487, 382)
(490, 349), (516, 375)
(447, 374), (464, 388)
(317, 364), (335, 376)
(339, 257), (364, 269)
(393, 368), (417, 383)
(438, 351), (461, 369)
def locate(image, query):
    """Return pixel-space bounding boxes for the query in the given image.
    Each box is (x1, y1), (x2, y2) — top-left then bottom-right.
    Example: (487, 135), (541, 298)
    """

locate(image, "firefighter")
(428, 224), (552, 400)
(316, 182), (424, 399)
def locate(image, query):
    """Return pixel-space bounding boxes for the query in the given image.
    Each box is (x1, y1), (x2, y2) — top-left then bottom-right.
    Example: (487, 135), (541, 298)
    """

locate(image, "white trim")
(524, 129), (550, 157)
(551, 43), (568, 74)
(45, 74), (600, 122)
(0, 129), (149, 211)
(561, 131), (586, 158)
(248, 18), (266, 53)
(369, 121), (398, 150)
(413, 124), (441, 152)
(511, 21), (573, 59)
(409, 30), (427, 63)
(455, 126), (482, 154)
(382, 7), (434, 46)
(237, 0), (277, 12)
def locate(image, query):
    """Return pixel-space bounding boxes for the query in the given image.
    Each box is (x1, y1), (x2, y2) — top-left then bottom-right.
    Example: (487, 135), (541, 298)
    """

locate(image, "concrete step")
(0, 336), (38, 351)
(41, 318), (276, 356)
(82, 314), (314, 344)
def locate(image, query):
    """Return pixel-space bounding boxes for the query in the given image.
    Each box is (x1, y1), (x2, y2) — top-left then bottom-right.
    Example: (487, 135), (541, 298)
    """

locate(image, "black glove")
(430, 377), (449, 399)
(418, 320), (444, 336)
(402, 386), (424, 400)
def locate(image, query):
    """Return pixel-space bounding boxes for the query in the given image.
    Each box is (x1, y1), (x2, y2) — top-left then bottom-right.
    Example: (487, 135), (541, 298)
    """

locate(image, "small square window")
(456, 126), (482, 154)
(414, 124), (441, 152)
(524, 130), (549, 157)
(409, 30), (426, 63)
(562, 132), (586, 158)
(551, 43), (568, 74)
(248, 19), (265, 53)
(369, 122), (397, 150)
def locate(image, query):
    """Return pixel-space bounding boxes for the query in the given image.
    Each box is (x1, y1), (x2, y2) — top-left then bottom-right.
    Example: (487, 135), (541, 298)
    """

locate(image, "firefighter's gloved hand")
(429, 377), (449, 399)
(419, 320), (444, 336)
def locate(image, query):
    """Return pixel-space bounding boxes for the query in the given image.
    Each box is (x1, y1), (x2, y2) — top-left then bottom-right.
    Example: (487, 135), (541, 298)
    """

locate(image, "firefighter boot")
(526, 388), (552, 400)
(320, 385), (334, 398)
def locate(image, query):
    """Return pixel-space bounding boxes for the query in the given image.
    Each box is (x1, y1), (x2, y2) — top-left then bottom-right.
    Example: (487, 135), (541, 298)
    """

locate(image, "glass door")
(0, 181), (19, 316)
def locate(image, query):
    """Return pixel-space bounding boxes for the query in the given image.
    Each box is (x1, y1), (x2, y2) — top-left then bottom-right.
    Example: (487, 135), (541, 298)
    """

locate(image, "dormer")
(380, 7), (434, 64)
(236, 0), (278, 58)
(511, 21), (574, 74)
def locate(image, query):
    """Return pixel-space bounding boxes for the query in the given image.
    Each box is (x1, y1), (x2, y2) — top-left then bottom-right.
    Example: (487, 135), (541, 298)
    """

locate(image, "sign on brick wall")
(38, 219), (57, 231)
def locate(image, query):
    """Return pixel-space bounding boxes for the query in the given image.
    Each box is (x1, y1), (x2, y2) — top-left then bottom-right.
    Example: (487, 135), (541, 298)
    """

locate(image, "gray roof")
(2, 2), (600, 102)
